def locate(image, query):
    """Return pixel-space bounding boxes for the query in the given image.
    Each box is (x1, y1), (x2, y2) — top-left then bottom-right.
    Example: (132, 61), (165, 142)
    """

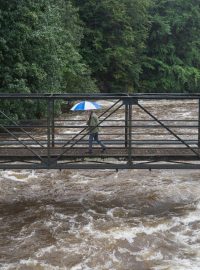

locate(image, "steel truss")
(0, 93), (200, 170)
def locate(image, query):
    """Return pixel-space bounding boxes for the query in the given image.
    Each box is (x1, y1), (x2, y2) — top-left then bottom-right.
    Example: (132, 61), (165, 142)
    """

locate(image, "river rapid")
(0, 100), (200, 270)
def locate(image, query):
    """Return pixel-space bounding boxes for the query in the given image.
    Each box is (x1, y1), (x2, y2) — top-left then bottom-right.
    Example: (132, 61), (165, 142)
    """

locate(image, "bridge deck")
(0, 147), (200, 161)
(1, 93), (200, 169)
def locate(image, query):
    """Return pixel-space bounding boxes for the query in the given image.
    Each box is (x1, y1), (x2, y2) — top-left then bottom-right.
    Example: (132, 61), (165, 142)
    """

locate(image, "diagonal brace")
(0, 110), (44, 148)
(54, 102), (124, 162)
(60, 99), (122, 149)
(0, 124), (46, 163)
(137, 103), (200, 159)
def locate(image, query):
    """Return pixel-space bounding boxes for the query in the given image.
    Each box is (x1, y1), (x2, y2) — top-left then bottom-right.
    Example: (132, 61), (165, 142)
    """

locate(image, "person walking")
(87, 111), (106, 154)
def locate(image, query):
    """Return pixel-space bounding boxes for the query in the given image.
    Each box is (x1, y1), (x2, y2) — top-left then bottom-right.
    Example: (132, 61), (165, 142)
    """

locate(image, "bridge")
(1, 93), (200, 170)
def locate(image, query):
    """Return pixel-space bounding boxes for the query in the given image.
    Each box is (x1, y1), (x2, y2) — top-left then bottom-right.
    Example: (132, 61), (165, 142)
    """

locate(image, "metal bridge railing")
(0, 93), (200, 169)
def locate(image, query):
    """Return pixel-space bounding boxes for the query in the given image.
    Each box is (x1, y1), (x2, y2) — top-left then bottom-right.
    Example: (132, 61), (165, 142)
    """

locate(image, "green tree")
(61, 0), (97, 93)
(74, 0), (150, 93)
(140, 0), (200, 92)
(0, 0), (96, 120)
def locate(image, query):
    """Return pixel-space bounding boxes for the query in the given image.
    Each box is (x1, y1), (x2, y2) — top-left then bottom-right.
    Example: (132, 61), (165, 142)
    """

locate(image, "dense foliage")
(0, 0), (96, 119)
(0, 0), (199, 119)
(141, 0), (200, 93)
(74, 0), (149, 93)
(0, 0), (96, 93)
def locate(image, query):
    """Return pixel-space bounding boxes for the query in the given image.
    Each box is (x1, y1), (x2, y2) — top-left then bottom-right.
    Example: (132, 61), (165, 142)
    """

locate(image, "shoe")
(101, 147), (106, 153)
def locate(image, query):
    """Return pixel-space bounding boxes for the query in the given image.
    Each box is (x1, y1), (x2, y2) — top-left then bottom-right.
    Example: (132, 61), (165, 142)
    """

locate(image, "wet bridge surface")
(1, 93), (200, 170)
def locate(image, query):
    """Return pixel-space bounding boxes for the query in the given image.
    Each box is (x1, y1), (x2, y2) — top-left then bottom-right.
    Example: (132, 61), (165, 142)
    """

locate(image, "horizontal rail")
(1, 123), (199, 128)
(0, 93), (199, 169)
(4, 119), (197, 123)
(0, 140), (199, 145)
(0, 163), (200, 170)
(55, 119), (199, 122)
(0, 92), (200, 99)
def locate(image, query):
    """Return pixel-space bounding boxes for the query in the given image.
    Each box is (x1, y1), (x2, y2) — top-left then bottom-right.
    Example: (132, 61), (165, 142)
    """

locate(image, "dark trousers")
(89, 132), (105, 152)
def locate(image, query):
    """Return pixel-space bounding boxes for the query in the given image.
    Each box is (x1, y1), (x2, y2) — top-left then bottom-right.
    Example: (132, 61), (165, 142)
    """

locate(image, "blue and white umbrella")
(70, 101), (102, 111)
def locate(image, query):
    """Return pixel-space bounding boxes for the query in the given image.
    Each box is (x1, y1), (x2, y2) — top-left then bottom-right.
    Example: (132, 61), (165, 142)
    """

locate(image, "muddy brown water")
(0, 100), (200, 270)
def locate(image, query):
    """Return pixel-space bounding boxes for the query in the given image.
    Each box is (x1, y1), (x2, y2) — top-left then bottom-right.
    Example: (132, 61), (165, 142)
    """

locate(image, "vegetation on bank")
(0, 0), (200, 119)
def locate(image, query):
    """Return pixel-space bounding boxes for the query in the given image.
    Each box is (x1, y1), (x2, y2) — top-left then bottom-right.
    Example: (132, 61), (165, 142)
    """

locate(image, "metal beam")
(1, 93), (200, 100)
(137, 102), (200, 159)
(0, 93), (200, 170)
(128, 102), (132, 165)
(198, 99), (200, 148)
(54, 102), (124, 162)
(0, 124), (45, 163)
(125, 104), (128, 148)
(0, 110), (44, 148)
(1, 162), (200, 170)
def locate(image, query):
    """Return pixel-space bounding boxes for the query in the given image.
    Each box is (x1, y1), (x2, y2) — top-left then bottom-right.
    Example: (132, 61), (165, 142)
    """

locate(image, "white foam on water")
(71, 172), (82, 179)
(1, 260), (62, 270)
(35, 245), (56, 257)
(80, 217), (175, 244)
(76, 201), (200, 253)
(136, 248), (164, 261)
(44, 220), (62, 234)
(76, 178), (90, 184)
(110, 250), (120, 263)
(132, 203), (200, 268)
(153, 257), (200, 270)
(106, 207), (129, 219)
(107, 223), (170, 243)
(71, 263), (93, 270)
(0, 170), (28, 182)
(104, 260), (113, 269)
(30, 184), (41, 191)
(170, 202), (200, 244)
(90, 188), (114, 196)
(0, 169), (39, 183)
(118, 247), (134, 255)
(19, 259), (61, 269)
(28, 170), (38, 179)
(170, 217), (200, 249)
(71, 172), (93, 184)
(10, 230), (35, 241)
(107, 208), (115, 218)
(54, 212), (75, 220)
(0, 265), (11, 270)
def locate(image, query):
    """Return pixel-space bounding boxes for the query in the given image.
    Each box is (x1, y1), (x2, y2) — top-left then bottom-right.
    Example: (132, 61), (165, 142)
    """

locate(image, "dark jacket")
(87, 112), (100, 133)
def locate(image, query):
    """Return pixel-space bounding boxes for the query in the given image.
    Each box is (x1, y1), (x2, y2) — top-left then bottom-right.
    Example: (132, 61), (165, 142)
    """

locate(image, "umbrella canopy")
(70, 101), (102, 111)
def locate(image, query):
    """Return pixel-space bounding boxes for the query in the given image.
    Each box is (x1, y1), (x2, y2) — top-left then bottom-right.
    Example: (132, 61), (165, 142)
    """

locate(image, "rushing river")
(1, 100), (200, 270)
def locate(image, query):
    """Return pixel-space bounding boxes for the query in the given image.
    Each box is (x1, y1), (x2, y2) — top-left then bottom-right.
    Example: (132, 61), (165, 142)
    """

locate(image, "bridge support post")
(47, 99), (54, 167)
(198, 99), (200, 148)
(123, 98), (137, 166)
(125, 104), (128, 148)
(128, 101), (132, 165)
(52, 99), (55, 147)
